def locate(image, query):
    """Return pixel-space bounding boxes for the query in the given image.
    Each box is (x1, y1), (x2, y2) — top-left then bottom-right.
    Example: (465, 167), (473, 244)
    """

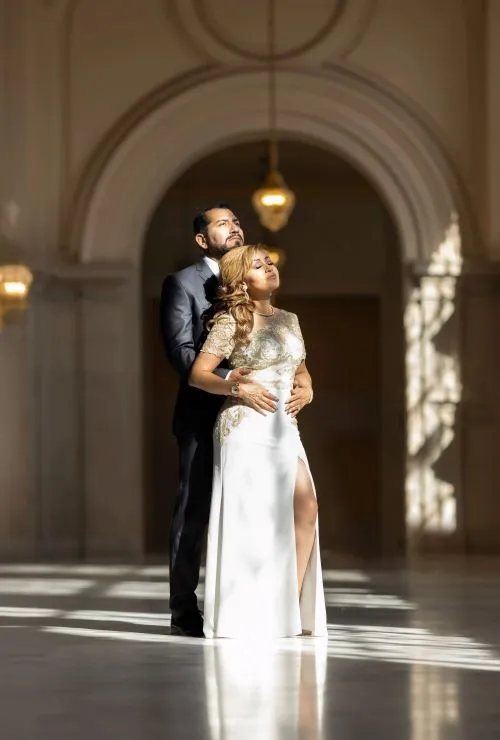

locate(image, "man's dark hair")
(192, 202), (233, 237)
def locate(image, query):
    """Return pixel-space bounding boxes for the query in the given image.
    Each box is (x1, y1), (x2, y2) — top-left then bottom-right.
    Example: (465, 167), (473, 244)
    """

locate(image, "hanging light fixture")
(252, 0), (295, 232)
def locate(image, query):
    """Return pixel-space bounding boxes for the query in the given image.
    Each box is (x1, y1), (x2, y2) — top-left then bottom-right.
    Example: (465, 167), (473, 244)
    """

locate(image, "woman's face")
(244, 250), (280, 298)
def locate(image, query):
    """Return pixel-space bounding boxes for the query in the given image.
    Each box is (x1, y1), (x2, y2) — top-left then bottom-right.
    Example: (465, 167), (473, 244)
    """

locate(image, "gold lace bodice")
(201, 309), (306, 445)
(201, 308), (306, 387)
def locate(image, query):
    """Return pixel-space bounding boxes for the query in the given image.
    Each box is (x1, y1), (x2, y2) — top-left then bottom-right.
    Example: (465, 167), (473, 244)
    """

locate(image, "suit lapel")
(195, 258), (213, 283)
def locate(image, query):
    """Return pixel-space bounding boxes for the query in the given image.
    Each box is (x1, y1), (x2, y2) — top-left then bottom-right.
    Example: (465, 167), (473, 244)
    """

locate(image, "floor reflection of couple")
(160, 203), (327, 638)
(204, 640), (327, 740)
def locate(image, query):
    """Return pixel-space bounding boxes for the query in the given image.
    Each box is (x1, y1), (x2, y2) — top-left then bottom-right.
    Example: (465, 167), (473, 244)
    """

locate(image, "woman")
(189, 245), (327, 638)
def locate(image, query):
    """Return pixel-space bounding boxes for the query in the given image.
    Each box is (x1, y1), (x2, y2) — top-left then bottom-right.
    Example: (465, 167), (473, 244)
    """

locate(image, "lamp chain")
(268, 0), (279, 173)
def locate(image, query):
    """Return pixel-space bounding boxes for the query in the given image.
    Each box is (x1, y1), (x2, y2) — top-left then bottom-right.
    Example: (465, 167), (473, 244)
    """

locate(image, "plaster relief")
(172, 0), (374, 63)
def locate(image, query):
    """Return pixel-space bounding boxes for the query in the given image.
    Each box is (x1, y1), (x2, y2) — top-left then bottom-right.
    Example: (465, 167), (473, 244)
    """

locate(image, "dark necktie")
(204, 273), (219, 305)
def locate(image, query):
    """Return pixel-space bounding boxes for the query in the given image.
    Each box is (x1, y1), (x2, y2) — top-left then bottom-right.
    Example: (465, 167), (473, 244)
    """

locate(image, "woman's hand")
(235, 378), (278, 414)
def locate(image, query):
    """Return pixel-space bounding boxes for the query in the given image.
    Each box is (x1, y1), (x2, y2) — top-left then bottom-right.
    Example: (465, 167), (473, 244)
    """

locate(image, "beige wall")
(461, 269), (500, 554)
(487, 0), (500, 252)
(0, 317), (32, 558)
(349, 0), (469, 172)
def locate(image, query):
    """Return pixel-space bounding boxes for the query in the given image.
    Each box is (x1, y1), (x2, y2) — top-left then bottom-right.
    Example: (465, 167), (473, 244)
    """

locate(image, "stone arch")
(68, 67), (475, 558)
(73, 68), (474, 266)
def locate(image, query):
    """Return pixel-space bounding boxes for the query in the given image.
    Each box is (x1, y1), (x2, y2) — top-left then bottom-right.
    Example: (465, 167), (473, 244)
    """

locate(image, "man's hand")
(228, 367), (252, 384)
(231, 368), (278, 414)
(285, 377), (313, 418)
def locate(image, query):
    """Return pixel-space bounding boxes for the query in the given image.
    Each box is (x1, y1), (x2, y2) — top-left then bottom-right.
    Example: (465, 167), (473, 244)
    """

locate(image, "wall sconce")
(0, 263), (33, 329)
(0, 202), (33, 330)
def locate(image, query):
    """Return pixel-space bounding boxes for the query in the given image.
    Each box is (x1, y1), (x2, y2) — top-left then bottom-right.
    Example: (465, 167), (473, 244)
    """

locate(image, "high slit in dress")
(201, 309), (327, 639)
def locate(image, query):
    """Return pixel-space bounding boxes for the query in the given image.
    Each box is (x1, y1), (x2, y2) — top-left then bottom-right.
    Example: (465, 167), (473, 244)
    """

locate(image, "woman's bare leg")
(294, 458), (318, 596)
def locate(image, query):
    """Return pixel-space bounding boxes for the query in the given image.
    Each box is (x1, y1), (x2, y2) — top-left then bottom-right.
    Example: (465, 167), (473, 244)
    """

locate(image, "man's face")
(196, 208), (244, 259)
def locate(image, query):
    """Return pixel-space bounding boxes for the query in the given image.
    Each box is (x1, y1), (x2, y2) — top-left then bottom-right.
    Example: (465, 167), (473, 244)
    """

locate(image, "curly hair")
(209, 244), (267, 345)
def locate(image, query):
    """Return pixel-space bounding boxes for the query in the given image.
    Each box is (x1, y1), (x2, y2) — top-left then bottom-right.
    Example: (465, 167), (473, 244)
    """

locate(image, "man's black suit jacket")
(159, 258), (228, 438)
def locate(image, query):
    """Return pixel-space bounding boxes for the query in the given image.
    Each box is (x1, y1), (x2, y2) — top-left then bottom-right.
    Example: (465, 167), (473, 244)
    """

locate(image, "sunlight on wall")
(405, 215), (462, 534)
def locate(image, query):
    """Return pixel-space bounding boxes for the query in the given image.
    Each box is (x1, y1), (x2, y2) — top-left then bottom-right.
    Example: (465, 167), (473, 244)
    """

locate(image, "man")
(160, 203), (313, 637)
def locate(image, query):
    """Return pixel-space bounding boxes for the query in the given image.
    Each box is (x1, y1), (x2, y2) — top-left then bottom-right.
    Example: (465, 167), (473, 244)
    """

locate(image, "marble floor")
(0, 562), (500, 739)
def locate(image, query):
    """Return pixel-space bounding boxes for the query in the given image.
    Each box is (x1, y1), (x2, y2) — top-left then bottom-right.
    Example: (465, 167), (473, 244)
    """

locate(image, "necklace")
(254, 306), (275, 317)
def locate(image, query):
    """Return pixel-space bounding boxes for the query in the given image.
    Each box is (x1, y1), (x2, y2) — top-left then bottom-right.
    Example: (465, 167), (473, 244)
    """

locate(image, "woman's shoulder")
(212, 311), (237, 328)
(275, 308), (299, 323)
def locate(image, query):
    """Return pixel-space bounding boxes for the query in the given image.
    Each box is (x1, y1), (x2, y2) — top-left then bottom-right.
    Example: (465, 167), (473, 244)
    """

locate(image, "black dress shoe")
(170, 611), (204, 638)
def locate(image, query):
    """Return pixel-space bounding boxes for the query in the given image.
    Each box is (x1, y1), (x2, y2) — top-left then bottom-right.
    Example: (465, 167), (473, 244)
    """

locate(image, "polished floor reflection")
(0, 563), (500, 738)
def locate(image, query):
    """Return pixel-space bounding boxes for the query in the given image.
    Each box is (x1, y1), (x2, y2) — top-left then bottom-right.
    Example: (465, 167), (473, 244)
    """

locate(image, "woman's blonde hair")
(209, 244), (268, 344)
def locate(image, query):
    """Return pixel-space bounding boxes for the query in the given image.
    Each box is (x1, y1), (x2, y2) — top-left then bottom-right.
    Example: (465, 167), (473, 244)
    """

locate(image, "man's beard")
(210, 236), (243, 258)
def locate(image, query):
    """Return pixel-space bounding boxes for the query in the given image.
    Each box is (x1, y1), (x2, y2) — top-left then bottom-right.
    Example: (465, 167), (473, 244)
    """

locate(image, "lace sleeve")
(293, 313), (306, 362)
(200, 313), (236, 359)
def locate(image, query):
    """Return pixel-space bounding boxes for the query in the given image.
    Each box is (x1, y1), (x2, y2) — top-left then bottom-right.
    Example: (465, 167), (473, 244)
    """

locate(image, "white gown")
(201, 309), (327, 639)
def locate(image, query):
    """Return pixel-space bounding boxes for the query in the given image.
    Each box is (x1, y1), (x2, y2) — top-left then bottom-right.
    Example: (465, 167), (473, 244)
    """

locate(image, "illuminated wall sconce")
(0, 201), (33, 330)
(0, 263), (33, 330)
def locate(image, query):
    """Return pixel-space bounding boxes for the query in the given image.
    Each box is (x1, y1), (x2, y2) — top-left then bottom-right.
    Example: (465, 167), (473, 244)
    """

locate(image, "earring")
(242, 283), (249, 298)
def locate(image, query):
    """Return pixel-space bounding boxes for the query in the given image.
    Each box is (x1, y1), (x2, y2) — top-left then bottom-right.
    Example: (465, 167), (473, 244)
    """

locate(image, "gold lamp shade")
(252, 170), (296, 232)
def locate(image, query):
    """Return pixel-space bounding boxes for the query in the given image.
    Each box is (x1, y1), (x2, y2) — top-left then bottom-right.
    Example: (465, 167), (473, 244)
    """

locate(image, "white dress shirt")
(203, 255), (220, 276)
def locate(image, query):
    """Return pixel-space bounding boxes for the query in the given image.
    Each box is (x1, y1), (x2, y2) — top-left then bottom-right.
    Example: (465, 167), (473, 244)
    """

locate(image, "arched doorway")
(142, 138), (404, 558)
(70, 69), (472, 558)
